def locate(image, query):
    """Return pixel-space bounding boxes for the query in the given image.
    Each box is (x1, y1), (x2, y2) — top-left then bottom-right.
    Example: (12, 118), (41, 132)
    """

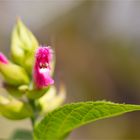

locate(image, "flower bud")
(0, 53), (30, 86)
(0, 96), (33, 120)
(11, 19), (39, 74)
(38, 84), (66, 114)
(0, 53), (8, 64)
(33, 46), (54, 89)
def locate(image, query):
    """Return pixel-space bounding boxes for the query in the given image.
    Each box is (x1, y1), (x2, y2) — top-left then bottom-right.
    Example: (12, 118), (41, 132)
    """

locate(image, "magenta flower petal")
(33, 46), (54, 89)
(0, 53), (8, 64)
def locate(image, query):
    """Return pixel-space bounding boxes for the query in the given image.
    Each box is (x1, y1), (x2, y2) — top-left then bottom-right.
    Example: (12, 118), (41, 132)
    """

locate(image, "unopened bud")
(11, 19), (39, 74)
(0, 53), (30, 86)
(0, 96), (33, 120)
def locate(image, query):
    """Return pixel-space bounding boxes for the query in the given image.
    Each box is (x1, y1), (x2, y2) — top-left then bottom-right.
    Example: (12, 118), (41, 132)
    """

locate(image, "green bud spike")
(0, 62), (30, 86)
(0, 96), (33, 120)
(11, 18), (39, 74)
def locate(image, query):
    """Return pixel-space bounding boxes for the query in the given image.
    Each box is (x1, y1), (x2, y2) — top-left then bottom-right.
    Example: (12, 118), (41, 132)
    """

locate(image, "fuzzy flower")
(0, 53), (9, 64)
(33, 46), (54, 89)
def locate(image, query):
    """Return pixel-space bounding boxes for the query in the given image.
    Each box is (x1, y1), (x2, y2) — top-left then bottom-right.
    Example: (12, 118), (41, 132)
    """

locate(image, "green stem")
(30, 115), (35, 127)
(29, 99), (37, 129)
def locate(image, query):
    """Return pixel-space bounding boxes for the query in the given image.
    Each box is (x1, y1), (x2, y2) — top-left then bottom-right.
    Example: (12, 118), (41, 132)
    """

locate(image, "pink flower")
(33, 46), (54, 89)
(0, 53), (8, 64)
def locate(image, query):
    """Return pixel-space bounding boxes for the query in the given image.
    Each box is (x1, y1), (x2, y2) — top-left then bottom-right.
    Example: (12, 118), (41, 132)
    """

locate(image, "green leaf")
(34, 101), (140, 140)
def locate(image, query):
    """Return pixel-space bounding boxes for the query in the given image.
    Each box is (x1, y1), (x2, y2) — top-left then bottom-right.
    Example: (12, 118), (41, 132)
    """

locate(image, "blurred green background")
(0, 0), (140, 139)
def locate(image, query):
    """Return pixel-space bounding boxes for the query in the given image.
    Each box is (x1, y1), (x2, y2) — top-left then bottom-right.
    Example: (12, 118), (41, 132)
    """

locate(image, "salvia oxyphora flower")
(33, 46), (54, 89)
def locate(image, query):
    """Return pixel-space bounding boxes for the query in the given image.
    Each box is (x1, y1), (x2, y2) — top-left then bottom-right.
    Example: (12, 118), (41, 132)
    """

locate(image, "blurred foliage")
(10, 129), (32, 140)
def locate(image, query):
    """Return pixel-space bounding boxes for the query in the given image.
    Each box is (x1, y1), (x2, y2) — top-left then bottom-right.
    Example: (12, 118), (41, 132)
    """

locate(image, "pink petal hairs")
(33, 46), (54, 89)
(0, 53), (8, 64)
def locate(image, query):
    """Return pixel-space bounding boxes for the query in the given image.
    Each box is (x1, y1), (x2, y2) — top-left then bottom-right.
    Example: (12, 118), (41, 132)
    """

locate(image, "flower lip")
(0, 53), (9, 64)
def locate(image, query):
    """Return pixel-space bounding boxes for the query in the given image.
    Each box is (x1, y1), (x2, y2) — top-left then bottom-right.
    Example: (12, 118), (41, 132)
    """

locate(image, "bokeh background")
(0, 0), (140, 139)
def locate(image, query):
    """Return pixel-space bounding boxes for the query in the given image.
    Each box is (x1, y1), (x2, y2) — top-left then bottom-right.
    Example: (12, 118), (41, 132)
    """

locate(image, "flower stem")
(29, 99), (37, 129)
(30, 115), (35, 127)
